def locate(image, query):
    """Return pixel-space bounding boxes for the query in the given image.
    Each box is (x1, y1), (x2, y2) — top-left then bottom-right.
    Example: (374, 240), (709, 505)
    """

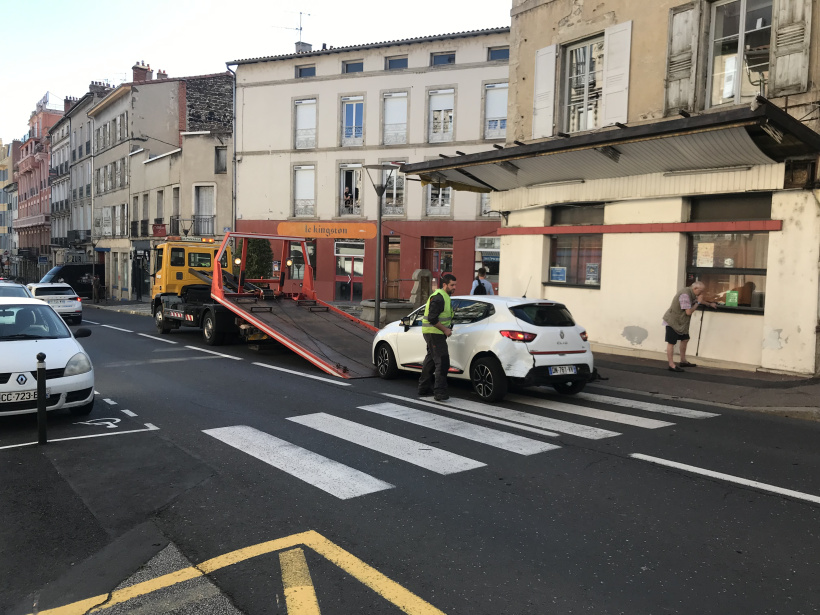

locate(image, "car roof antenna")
(523, 276), (532, 298)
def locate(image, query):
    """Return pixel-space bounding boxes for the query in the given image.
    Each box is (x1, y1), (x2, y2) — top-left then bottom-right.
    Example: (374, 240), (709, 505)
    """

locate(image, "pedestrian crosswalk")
(203, 390), (720, 500)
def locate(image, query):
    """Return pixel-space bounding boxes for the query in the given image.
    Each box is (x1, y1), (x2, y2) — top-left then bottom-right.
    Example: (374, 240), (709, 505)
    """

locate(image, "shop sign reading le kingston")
(278, 221), (377, 239)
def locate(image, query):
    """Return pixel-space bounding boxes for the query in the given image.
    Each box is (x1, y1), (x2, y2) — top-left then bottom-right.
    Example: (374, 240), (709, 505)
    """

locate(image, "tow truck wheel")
(202, 311), (225, 346)
(155, 308), (171, 334)
(375, 343), (399, 379)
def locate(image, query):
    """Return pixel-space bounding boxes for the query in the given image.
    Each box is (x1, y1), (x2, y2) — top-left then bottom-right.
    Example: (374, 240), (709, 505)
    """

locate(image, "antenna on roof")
(276, 10), (312, 43)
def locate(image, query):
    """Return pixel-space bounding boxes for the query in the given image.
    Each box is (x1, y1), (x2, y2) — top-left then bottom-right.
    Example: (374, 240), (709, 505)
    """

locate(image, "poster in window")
(696, 242), (714, 267)
(585, 263), (600, 285)
(549, 267), (567, 283)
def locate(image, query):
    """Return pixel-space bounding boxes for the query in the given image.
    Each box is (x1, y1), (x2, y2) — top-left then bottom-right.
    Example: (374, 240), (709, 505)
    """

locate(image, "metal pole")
(36, 352), (47, 445)
(375, 192), (382, 329)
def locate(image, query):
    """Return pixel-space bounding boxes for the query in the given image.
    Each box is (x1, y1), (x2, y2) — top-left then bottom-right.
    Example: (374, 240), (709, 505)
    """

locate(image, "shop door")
(335, 256), (364, 302)
(385, 237), (401, 300)
(423, 237), (453, 287)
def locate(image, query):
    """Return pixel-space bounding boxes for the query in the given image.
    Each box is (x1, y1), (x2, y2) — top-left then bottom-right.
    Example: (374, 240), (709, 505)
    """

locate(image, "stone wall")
(185, 74), (233, 133)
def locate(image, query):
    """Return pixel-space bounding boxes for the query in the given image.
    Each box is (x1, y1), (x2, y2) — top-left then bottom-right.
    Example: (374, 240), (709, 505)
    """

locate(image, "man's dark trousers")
(419, 333), (449, 394)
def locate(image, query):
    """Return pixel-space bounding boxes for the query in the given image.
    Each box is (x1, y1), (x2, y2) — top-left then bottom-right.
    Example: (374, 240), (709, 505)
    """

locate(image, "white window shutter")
(383, 96), (406, 125)
(295, 102), (316, 131)
(602, 21), (632, 126)
(664, 5), (700, 115)
(532, 45), (556, 139)
(769, 0), (812, 96)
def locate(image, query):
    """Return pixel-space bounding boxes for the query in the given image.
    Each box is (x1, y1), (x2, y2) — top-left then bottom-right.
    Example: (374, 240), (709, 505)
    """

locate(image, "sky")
(0, 0), (511, 143)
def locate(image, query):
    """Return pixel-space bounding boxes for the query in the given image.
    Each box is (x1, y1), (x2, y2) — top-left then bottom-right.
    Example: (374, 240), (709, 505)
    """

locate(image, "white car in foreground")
(373, 296), (594, 402)
(0, 298), (95, 416)
(26, 283), (83, 325)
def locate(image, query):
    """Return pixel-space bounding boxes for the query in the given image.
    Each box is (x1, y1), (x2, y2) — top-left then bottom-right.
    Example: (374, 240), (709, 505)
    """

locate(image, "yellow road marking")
(32, 530), (445, 615)
(280, 548), (322, 614)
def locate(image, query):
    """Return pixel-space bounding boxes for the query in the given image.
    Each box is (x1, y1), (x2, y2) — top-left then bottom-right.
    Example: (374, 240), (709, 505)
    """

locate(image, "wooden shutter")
(664, 4), (700, 114)
(602, 21), (632, 126)
(769, 0), (812, 96)
(532, 45), (557, 139)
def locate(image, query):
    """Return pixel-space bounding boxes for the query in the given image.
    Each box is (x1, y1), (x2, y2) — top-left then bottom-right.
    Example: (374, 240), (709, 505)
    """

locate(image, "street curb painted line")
(280, 548), (322, 615)
(253, 362), (352, 386)
(185, 346), (242, 360)
(121, 409), (137, 417)
(0, 424), (159, 451)
(100, 324), (134, 333)
(631, 453), (820, 506)
(138, 333), (178, 344)
(83, 319), (100, 325)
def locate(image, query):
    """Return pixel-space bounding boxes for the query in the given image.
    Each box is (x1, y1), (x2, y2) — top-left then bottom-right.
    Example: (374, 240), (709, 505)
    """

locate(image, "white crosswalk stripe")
(383, 394), (620, 440)
(203, 425), (393, 500)
(288, 412), (486, 474)
(357, 403), (559, 455)
(505, 394), (675, 429)
(576, 392), (719, 419)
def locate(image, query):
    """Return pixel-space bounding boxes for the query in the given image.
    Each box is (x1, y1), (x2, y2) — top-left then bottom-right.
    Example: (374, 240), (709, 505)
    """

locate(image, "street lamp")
(363, 163), (401, 328)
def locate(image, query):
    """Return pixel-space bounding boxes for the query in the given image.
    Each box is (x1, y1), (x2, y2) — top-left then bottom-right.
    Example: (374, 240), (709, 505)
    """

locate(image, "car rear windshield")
(0, 286), (29, 298)
(34, 287), (76, 297)
(511, 304), (575, 327)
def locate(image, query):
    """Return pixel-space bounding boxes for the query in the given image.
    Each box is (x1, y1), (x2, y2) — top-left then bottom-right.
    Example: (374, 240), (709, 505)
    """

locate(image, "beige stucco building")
(404, 0), (820, 375)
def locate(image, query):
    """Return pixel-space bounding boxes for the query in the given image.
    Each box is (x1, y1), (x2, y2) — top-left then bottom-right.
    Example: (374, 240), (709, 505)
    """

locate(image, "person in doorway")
(470, 267), (494, 296)
(662, 280), (716, 372)
(418, 273), (457, 401)
(92, 275), (100, 304)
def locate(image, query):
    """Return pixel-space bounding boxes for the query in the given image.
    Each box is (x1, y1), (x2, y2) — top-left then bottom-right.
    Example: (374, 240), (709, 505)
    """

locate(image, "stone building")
(0, 140), (20, 273)
(403, 0), (820, 375)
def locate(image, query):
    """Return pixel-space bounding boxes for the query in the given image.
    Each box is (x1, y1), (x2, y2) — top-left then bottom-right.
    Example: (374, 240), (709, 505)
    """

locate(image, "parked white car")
(0, 281), (35, 299)
(0, 298), (95, 416)
(27, 283), (83, 325)
(372, 296), (594, 402)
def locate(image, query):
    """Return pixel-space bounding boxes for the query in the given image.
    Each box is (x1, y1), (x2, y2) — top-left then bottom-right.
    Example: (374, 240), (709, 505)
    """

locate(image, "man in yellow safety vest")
(419, 274), (457, 401)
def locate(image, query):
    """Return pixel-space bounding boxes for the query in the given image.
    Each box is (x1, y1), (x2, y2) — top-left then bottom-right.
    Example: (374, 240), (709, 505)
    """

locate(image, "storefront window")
(475, 236), (500, 285)
(687, 233), (767, 310)
(288, 240), (316, 280)
(548, 234), (602, 286)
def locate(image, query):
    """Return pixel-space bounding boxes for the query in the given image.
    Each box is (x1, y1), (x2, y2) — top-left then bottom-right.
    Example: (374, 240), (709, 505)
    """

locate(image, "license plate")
(0, 389), (51, 403)
(549, 366), (577, 376)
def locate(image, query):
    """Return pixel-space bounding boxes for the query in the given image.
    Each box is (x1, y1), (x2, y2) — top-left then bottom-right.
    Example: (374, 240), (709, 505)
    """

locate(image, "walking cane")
(695, 306), (705, 356)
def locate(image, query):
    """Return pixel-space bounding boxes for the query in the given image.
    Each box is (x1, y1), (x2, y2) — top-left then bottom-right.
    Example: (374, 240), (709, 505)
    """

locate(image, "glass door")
(334, 240), (365, 302)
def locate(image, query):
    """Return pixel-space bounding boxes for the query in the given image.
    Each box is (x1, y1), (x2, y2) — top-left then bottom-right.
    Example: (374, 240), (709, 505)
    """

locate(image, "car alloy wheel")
(470, 356), (508, 402)
(376, 343), (399, 379)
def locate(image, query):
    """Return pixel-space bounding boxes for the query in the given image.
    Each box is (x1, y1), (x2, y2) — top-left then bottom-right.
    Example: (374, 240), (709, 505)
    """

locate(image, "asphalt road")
(2, 309), (819, 614)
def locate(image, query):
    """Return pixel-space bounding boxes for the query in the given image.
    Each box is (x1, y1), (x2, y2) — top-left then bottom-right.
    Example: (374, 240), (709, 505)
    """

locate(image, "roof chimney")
(295, 41), (312, 54)
(157, 69), (168, 80)
(64, 97), (75, 112)
(132, 61), (151, 82)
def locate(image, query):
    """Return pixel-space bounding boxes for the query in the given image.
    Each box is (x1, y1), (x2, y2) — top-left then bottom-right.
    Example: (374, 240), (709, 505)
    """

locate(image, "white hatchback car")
(0, 298), (95, 416)
(27, 283), (83, 325)
(372, 296), (594, 402)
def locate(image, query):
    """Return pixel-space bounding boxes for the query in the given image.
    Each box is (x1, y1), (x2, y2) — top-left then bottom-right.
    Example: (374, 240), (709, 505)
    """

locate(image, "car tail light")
(500, 330), (537, 342)
(76, 297), (82, 302)
(580, 330), (588, 341)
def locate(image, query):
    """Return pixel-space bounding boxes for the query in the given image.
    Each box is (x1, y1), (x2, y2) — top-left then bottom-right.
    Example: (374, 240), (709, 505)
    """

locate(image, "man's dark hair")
(441, 273), (456, 285)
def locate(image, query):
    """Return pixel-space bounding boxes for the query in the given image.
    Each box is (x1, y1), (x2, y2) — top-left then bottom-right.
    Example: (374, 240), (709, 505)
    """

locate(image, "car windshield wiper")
(0, 334), (59, 340)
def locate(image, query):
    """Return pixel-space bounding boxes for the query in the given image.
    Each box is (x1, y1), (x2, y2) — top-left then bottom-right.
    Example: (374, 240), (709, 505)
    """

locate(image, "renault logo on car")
(16, 374), (27, 385)
(559, 330), (565, 339)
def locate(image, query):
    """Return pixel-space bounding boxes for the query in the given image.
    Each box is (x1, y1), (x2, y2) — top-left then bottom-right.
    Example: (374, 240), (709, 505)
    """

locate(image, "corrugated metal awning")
(401, 98), (820, 192)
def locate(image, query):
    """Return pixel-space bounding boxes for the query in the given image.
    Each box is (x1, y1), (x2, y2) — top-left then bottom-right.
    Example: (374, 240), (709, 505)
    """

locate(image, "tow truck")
(151, 233), (378, 379)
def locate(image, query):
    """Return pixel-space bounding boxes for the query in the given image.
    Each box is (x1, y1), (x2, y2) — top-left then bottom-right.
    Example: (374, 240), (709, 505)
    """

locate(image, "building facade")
(14, 93), (64, 281)
(0, 140), (20, 274)
(404, 0), (820, 375)
(48, 109), (72, 266)
(87, 63), (233, 300)
(230, 29), (509, 306)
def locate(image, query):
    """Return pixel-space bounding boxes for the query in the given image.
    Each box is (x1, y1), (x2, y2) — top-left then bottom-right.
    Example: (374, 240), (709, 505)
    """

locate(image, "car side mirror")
(400, 317), (413, 331)
(74, 327), (92, 338)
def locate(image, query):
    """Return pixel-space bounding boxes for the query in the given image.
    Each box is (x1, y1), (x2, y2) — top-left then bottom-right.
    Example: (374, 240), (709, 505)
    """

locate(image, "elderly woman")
(662, 281), (716, 372)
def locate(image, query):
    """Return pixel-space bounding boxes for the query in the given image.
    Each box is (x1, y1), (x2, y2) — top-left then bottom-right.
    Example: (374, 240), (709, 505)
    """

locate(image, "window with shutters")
(426, 183), (451, 216)
(341, 97), (364, 147)
(293, 166), (315, 217)
(339, 164), (363, 216)
(428, 89), (454, 143)
(294, 99), (317, 149)
(382, 164), (405, 216)
(707, 0), (773, 107)
(664, 4), (701, 115)
(382, 92), (407, 145)
(484, 83), (508, 139)
(562, 37), (605, 133)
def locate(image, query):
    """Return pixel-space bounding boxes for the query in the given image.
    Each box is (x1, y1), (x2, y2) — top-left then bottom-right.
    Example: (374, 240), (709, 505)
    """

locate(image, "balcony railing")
(294, 199), (315, 217)
(484, 117), (507, 140)
(140, 220), (149, 237)
(341, 126), (363, 147)
(170, 215), (180, 235)
(192, 215), (214, 236)
(130, 220), (139, 237)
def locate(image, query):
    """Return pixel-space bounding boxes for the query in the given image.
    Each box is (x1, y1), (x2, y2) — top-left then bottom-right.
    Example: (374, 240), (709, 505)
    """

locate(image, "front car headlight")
(64, 352), (92, 376)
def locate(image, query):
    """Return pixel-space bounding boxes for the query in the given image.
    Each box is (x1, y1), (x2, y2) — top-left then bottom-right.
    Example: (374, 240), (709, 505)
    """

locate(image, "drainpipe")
(225, 64), (238, 239)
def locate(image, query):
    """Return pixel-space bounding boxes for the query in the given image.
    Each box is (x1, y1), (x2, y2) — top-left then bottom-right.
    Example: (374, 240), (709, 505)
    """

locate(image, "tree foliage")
(236, 239), (273, 280)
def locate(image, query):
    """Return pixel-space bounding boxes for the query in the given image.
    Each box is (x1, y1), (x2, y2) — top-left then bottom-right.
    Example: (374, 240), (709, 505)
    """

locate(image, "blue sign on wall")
(549, 267), (567, 283)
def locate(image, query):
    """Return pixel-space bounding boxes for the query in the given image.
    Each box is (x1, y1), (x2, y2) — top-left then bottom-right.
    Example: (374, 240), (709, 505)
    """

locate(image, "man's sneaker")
(434, 392), (449, 401)
(418, 390), (434, 397)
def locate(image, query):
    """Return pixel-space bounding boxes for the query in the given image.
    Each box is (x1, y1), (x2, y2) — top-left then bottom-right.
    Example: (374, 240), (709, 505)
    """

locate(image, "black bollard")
(36, 352), (47, 445)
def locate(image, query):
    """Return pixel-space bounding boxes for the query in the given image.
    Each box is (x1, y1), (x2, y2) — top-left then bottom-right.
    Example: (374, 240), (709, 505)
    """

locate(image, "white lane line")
(288, 412), (485, 475)
(94, 390), (100, 395)
(632, 453), (820, 506)
(506, 394), (674, 429)
(384, 394), (619, 440)
(185, 346), (242, 360)
(382, 394), (561, 439)
(138, 333), (178, 345)
(101, 324), (133, 333)
(103, 398), (118, 406)
(203, 425), (392, 500)
(121, 409), (137, 417)
(0, 424), (160, 450)
(359, 403), (559, 456)
(252, 362), (352, 386)
(576, 392), (719, 419)
(84, 319), (100, 325)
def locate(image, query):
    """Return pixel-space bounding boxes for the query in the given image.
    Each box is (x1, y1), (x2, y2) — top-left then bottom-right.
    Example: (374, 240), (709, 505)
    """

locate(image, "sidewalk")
(84, 299), (820, 419)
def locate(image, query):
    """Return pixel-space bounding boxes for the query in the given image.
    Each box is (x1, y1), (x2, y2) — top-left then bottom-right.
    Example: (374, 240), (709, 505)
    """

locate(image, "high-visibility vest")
(422, 289), (453, 334)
